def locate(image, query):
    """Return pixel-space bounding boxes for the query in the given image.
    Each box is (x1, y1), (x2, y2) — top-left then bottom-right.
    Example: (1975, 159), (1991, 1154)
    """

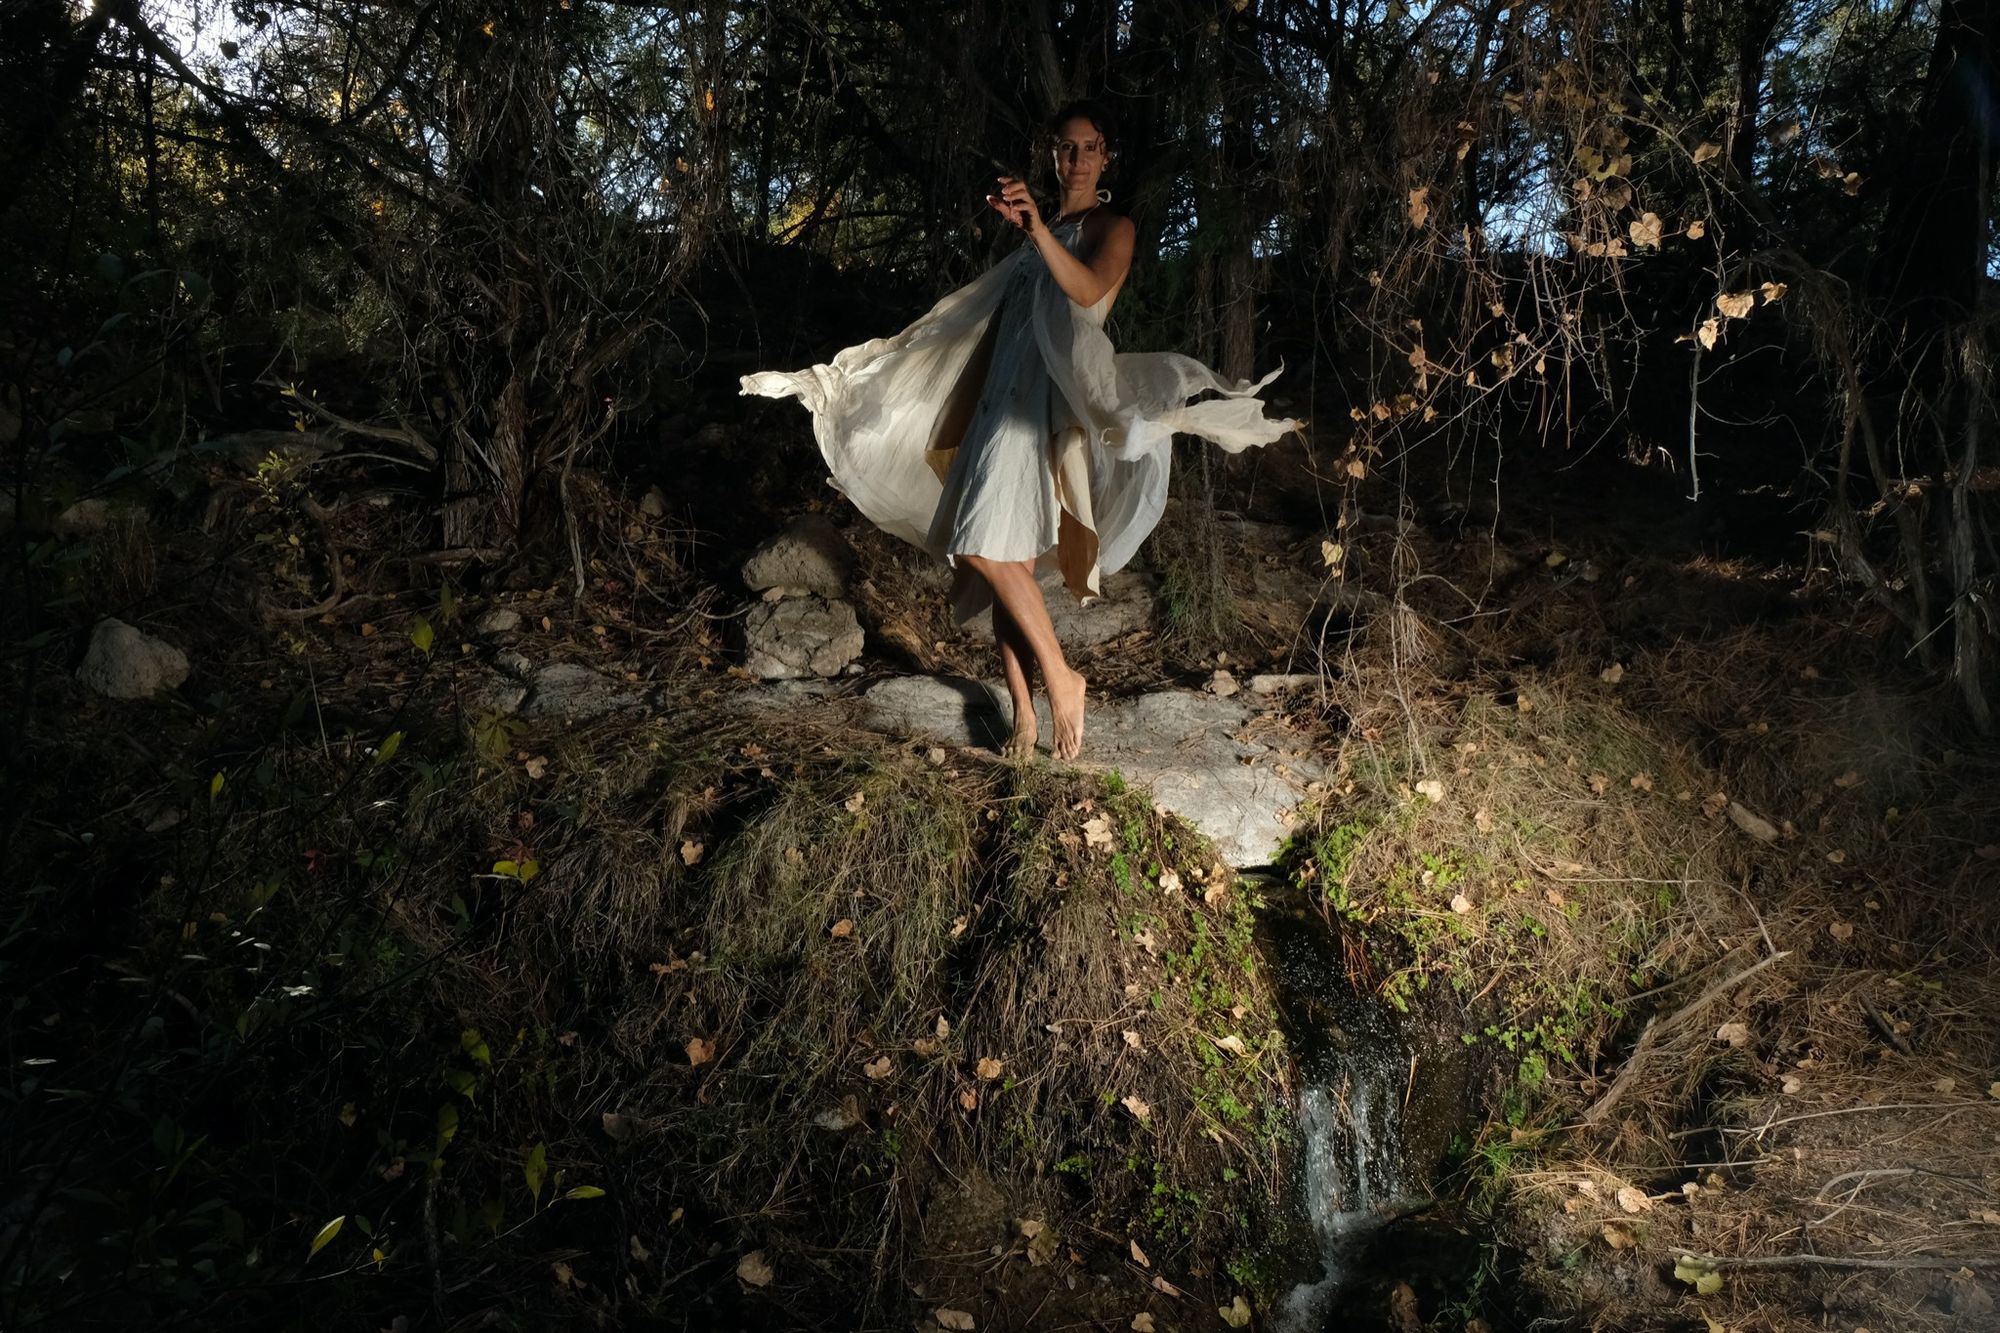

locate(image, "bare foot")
(1046, 666), (1087, 761)
(1002, 711), (1038, 759)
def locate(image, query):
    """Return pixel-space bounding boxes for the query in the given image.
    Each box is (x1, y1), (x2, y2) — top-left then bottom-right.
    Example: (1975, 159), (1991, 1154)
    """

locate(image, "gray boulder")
(77, 618), (189, 699)
(743, 513), (853, 597)
(521, 663), (646, 721)
(966, 569), (1157, 648)
(744, 597), (864, 679)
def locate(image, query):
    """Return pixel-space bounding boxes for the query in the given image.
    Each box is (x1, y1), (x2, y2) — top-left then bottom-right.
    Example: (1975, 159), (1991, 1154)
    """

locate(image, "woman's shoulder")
(1083, 208), (1136, 244)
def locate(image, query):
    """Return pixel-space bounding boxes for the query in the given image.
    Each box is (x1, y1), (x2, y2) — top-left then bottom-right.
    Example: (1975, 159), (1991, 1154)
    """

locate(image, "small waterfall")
(1274, 1044), (1411, 1329)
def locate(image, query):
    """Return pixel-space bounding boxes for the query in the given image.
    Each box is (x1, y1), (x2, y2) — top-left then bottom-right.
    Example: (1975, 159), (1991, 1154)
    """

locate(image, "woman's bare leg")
(961, 555), (1086, 760)
(993, 599), (1039, 758)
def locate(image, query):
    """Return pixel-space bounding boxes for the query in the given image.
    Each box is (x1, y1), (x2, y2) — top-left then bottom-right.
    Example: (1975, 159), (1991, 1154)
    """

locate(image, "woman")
(742, 101), (1298, 760)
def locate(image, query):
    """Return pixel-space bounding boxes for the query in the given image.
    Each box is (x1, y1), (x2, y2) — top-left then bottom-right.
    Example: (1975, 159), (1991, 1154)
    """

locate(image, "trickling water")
(1274, 1051), (1411, 1330)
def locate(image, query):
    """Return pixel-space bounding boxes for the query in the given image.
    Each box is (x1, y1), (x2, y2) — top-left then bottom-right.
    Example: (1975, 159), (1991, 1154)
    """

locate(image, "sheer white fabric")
(740, 222), (1300, 617)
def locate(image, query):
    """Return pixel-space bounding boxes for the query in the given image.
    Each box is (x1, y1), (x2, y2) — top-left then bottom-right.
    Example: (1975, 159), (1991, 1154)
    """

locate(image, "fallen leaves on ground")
(933, 1309), (975, 1330)
(975, 1057), (1003, 1080)
(1130, 1238), (1150, 1267)
(737, 1250), (773, 1286)
(679, 840), (703, 866)
(1122, 1094), (1152, 1122)
(686, 1037), (716, 1067)
(1220, 1295), (1253, 1327)
(863, 1055), (893, 1080)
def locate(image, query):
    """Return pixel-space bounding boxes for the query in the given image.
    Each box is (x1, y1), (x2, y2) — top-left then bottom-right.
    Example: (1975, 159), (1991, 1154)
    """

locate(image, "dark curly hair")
(1038, 99), (1122, 198)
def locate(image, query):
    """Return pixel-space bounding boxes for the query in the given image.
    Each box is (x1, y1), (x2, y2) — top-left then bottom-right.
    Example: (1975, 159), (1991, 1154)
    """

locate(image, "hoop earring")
(1096, 187), (1112, 204)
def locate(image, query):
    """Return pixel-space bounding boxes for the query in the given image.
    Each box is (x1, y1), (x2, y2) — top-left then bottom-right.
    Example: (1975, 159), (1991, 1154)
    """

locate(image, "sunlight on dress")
(741, 218), (1301, 620)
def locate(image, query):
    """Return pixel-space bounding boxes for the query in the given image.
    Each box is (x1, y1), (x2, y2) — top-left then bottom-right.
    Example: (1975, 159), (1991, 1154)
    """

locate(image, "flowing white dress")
(740, 215), (1299, 620)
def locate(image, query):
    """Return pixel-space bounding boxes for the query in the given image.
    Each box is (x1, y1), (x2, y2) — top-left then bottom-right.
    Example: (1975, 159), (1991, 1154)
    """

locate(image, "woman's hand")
(985, 175), (1045, 239)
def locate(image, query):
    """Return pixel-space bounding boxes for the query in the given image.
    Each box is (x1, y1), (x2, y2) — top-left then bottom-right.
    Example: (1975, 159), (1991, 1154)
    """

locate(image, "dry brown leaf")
(1601, 1222), (1636, 1249)
(1616, 1186), (1654, 1214)
(1473, 808), (1495, 833)
(1726, 801), (1780, 843)
(976, 1057), (1003, 1080)
(1130, 1238), (1150, 1267)
(1826, 849), (1847, 864)
(949, 915), (969, 939)
(936, 1016), (952, 1039)
(863, 1055), (893, 1080)
(1933, 1077), (1957, 1094)
(1760, 281), (1789, 303)
(1204, 881), (1231, 909)
(679, 840), (704, 867)
(1083, 816), (1114, 849)
(933, 1309), (976, 1331)
(958, 1088), (978, 1111)
(1213, 1034), (1248, 1057)
(1122, 1094), (1152, 1122)
(844, 790), (866, 813)
(524, 755), (549, 780)
(1545, 887), (1565, 907)
(1828, 921), (1854, 941)
(829, 918), (855, 939)
(1414, 778), (1445, 801)
(1449, 893), (1474, 914)
(1600, 662), (1626, 684)
(737, 1250), (773, 1286)
(1782, 1075), (1803, 1094)
(1150, 1274), (1183, 1297)
(1629, 212), (1663, 249)
(1131, 1315), (1157, 1333)
(1408, 186), (1431, 229)
(1587, 773), (1611, 795)
(1220, 1295), (1253, 1328)
(1630, 772), (1655, 792)
(1697, 317), (1720, 349)
(1123, 1030), (1143, 1050)
(1686, 218), (1708, 239)
(1716, 291), (1756, 319)
(1834, 769), (1862, 788)
(686, 1037), (716, 1067)
(1158, 868), (1183, 895)
(1842, 171), (1862, 194)
(1716, 1022), (1750, 1048)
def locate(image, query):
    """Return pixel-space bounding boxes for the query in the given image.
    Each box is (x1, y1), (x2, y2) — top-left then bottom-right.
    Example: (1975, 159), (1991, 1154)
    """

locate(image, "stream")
(1258, 899), (1524, 1331)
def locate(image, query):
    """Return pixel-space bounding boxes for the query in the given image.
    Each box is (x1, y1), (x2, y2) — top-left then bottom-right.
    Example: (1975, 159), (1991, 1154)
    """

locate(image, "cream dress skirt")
(741, 215), (1299, 622)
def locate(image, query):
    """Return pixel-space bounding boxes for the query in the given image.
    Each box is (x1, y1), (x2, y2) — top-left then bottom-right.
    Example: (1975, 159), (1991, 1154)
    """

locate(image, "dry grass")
(1273, 508), (2000, 1329)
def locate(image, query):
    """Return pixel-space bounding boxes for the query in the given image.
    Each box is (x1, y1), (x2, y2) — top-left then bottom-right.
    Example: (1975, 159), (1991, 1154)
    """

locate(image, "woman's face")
(1051, 116), (1111, 192)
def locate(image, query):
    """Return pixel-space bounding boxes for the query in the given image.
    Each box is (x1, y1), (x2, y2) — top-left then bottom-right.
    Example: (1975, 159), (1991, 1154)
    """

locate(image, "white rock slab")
(859, 675), (1322, 867)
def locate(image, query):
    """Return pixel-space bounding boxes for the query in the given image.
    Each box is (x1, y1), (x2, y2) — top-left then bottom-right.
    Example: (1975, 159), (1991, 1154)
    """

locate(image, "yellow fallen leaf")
(679, 840), (703, 866)
(1220, 1295), (1253, 1327)
(736, 1250), (773, 1286)
(1686, 218), (1707, 239)
(1407, 186), (1430, 230)
(1132, 1315), (1157, 1333)
(686, 1037), (715, 1067)
(830, 918), (855, 938)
